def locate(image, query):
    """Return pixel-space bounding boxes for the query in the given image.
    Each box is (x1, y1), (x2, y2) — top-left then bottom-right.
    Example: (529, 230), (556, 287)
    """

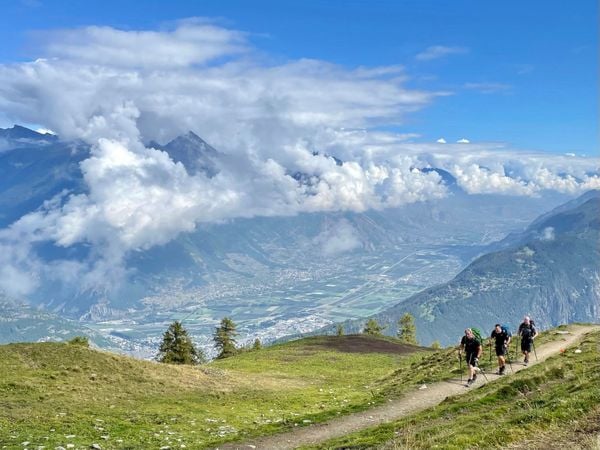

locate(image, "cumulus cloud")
(452, 163), (534, 195)
(0, 21), (598, 298)
(35, 127), (56, 135)
(38, 21), (248, 68)
(315, 219), (362, 256)
(541, 227), (555, 241)
(416, 45), (468, 61)
(436, 138), (447, 144)
(0, 26), (439, 146)
(457, 138), (470, 144)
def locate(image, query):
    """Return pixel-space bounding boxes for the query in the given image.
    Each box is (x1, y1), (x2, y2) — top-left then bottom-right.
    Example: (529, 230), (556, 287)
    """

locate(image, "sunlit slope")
(0, 334), (432, 449)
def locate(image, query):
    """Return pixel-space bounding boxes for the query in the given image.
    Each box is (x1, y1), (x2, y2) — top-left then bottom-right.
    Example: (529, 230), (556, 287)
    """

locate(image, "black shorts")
(466, 353), (478, 366)
(495, 345), (507, 357)
(521, 340), (532, 352)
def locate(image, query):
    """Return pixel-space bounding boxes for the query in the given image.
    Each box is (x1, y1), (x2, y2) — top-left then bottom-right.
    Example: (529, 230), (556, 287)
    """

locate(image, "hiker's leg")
(465, 355), (471, 380)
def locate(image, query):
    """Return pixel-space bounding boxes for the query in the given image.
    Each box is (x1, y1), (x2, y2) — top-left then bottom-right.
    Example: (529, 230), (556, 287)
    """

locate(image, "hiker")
(460, 328), (482, 385)
(490, 324), (511, 375)
(518, 316), (537, 365)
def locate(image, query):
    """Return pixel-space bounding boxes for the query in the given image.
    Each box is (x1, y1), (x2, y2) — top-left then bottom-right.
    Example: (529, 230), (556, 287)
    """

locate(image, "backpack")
(520, 324), (534, 339)
(501, 324), (512, 337)
(471, 327), (484, 343)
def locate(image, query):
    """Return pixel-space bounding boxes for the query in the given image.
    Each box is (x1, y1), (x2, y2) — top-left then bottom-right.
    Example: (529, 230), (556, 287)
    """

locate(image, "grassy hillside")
(0, 329), (592, 449)
(303, 328), (600, 449)
(0, 334), (438, 449)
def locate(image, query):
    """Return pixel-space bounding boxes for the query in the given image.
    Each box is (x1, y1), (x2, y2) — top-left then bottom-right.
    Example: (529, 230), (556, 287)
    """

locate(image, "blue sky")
(0, 0), (597, 155)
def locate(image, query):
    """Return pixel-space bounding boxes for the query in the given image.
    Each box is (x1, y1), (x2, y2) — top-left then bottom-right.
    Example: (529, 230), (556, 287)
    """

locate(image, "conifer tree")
(252, 338), (262, 350)
(363, 318), (385, 336)
(336, 323), (344, 336)
(157, 321), (204, 365)
(397, 313), (418, 345)
(214, 317), (238, 359)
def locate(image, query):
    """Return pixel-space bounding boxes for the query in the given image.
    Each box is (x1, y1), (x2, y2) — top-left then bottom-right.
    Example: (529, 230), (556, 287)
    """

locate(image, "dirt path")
(216, 325), (597, 450)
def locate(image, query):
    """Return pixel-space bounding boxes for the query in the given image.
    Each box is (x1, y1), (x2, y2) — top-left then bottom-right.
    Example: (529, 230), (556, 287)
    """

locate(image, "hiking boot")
(472, 373), (477, 382)
(467, 378), (473, 385)
(499, 366), (506, 375)
(524, 356), (529, 364)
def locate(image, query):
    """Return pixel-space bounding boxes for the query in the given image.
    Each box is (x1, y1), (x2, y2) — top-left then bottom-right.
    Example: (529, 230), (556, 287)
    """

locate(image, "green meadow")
(1, 326), (596, 450)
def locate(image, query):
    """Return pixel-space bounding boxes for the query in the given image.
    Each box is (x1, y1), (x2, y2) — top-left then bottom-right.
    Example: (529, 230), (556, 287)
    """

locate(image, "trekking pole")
(506, 343), (514, 373)
(488, 340), (492, 364)
(478, 367), (490, 382)
(458, 350), (463, 383)
(532, 338), (538, 361)
(475, 357), (490, 382)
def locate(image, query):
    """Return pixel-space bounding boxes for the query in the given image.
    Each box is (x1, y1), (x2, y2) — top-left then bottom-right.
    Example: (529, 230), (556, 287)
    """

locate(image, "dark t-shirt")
(461, 335), (481, 354)
(491, 329), (510, 348)
(518, 323), (537, 341)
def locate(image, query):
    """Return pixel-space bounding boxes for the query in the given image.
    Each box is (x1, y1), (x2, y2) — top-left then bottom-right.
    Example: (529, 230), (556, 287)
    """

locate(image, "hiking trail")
(216, 324), (598, 450)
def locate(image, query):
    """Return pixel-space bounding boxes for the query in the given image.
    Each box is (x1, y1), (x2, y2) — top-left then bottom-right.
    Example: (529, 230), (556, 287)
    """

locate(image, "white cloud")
(315, 219), (362, 256)
(541, 227), (555, 241)
(452, 163), (534, 195)
(457, 138), (470, 144)
(0, 22), (599, 297)
(436, 138), (447, 144)
(38, 21), (248, 68)
(416, 45), (468, 61)
(35, 127), (56, 135)
(0, 57), (439, 148)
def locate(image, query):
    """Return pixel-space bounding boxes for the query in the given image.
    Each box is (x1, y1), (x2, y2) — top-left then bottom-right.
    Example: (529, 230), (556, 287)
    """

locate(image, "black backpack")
(520, 323), (534, 339)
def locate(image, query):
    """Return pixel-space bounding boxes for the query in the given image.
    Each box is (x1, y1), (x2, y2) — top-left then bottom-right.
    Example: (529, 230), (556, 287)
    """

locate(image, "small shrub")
(497, 385), (519, 399)
(68, 336), (89, 347)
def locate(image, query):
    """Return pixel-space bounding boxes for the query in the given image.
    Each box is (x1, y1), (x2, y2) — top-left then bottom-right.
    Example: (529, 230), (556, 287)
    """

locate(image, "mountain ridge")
(374, 190), (600, 344)
(0, 125), (584, 356)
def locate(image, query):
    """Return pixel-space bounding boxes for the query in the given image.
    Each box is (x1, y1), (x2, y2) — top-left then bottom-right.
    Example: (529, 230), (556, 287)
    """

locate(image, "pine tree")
(363, 318), (385, 336)
(336, 324), (344, 336)
(214, 317), (238, 359)
(252, 338), (262, 350)
(157, 321), (204, 365)
(397, 313), (418, 345)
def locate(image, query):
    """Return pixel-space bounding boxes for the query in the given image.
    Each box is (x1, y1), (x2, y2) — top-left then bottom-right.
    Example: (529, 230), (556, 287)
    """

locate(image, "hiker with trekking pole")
(459, 328), (483, 386)
(518, 316), (538, 365)
(490, 324), (511, 375)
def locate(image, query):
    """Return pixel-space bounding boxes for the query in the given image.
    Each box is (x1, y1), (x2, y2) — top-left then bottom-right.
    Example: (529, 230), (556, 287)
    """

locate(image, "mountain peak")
(0, 124), (58, 142)
(162, 131), (220, 176)
(183, 130), (202, 140)
(164, 131), (218, 155)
